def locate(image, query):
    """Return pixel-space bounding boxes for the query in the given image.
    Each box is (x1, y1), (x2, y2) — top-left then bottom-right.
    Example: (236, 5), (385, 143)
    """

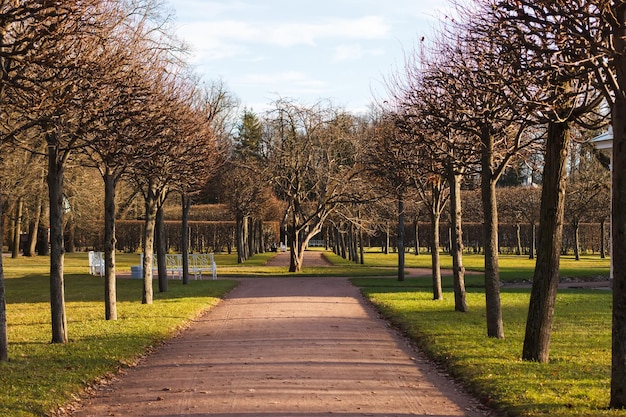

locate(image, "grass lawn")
(351, 252), (616, 416)
(0, 249), (615, 416)
(1, 253), (238, 417)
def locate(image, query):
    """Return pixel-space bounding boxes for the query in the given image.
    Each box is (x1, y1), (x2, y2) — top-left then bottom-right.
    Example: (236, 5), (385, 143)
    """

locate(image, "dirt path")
(68, 251), (495, 417)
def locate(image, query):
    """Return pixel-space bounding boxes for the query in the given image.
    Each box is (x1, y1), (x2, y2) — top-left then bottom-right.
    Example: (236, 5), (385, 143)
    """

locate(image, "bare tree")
(485, 0), (607, 360)
(2, 1), (129, 344)
(222, 109), (269, 264)
(131, 69), (206, 302)
(265, 99), (364, 272)
(390, 35), (483, 311)
(362, 112), (419, 281)
(81, 0), (182, 318)
(565, 142), (611, 260)
(178, 84), (229, 284)
(588, 2), (626, 406)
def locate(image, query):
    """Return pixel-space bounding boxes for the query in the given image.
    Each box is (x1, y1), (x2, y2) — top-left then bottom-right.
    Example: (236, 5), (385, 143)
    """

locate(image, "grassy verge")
(1, 254), (238, 417)
(353, 278), (616, 416)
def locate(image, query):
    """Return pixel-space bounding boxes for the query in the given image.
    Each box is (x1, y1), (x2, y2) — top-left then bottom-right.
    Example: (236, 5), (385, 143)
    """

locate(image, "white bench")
(88, 251), (104, 276)
(140, 253), (217, 280)
(189, 253), (217, 280)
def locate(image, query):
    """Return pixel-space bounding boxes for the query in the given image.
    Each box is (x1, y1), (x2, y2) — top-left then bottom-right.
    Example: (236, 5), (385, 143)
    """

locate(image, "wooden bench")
(88, 251), (104, 276)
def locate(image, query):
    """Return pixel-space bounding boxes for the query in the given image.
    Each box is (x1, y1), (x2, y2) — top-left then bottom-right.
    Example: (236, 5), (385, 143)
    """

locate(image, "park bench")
(162, 253), (183, 279)
(189, 253), (217, 280)
(88, 251), (104, 276)
(135, 253), (217, 280)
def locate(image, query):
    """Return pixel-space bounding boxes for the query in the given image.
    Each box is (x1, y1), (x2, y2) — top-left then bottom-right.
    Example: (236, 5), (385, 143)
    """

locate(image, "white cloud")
(237, 71), (326, 88)
(266, 16), (390, 47)
(177, 16), (390, 53)
(172, 1), (258, 21)
(332, 44), (385, 62)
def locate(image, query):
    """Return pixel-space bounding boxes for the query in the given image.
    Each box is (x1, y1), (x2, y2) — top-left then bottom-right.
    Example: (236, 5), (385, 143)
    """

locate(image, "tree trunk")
(65, 211), (75, 253)
(247, 217), (255, 258)
(414, 216), (420, 255)
(236, 212), (245, 263)
(25, 197), (42, 257)
(352, 227), (358, 262)
(142, 183), (158, 305)
(289, 227), (302, 272)
(481, 129), (504, 339)
(182, 193), (191, 285)
(573, 221), (581, 261)
(340, 229), (347, 259)
(601, 220), (607, 259)
(385, 222), (389, 254)
(351, 230), (356, 261)
(397, 192), (405, 281)
(346, 227), (353, 261)
(516, 223), (522, 256)
(523, 121), (570, 362)
(449, 170), (467, 312)
(12, 196), (22, 258)
(0, 193), (8, 361)
(430, 213), (443, 300)
(358, 219), (364, 265)
(611, 85), (626, 406)
(37, 201), (50, 256)
(258, 219), (265, 254)
(243, 216), (249, 260)
(529, 223), (536, 260)
(103, 172), (117, 320)
(289, 219), (321, 272)
(47, 137), (68, 343)
(156, 205), (168, 293)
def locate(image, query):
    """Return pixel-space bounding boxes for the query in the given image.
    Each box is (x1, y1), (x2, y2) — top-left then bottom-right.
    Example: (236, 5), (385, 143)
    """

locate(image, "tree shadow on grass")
(5, 273), (238, 304)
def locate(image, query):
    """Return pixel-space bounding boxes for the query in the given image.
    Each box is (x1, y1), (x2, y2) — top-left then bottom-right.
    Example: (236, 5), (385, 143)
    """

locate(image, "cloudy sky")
(168, 1), (446, 113)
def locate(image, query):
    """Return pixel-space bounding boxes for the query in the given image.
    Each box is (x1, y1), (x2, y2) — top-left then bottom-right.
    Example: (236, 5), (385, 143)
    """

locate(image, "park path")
(69, 251), (494, 417)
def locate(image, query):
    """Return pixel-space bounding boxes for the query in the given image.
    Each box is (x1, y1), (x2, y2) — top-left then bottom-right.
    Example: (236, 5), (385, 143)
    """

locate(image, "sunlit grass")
(0, 249), (614, 416)
(353, 280), (617, 416)
(0, 254), (238, 417)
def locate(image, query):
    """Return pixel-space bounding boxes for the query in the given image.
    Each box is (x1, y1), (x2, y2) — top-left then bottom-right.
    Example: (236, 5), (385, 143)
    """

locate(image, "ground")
(65, 251), (497, 417)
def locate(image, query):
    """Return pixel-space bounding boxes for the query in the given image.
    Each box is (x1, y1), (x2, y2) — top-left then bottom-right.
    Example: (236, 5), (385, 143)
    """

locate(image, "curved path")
(69, 251), (495, 417)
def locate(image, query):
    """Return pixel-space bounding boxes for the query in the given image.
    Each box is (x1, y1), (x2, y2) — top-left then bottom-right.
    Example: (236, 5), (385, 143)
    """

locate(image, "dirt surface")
(68, 251), (497, 417)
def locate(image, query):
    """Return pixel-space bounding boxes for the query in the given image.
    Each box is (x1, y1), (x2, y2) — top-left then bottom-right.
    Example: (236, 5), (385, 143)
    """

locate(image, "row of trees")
(0, 1), (231, 360)
(364, 0), (626, 408)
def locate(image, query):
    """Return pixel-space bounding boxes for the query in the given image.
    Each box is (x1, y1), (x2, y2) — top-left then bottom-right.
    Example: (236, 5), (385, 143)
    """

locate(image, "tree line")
(0, 1), (232, 359)
(370, 0), (626, 408)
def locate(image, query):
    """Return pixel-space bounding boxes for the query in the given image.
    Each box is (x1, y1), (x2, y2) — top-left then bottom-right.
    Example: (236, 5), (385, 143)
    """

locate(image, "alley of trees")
(2, 0), (626, 410)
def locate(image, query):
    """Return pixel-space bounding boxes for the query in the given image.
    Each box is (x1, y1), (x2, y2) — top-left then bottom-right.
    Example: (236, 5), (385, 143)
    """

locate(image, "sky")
(167, 1), (447, 114)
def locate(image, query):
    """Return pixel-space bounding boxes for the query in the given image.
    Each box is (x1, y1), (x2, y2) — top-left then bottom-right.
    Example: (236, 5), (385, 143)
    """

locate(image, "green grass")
(1, 254), (238, 417)
(352, 250), (610, 283)
(0, 249), (614, 416)
(352, 280), (617, 416)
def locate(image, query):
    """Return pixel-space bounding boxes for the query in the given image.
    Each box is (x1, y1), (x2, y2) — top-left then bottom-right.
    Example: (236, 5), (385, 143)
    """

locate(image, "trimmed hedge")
(372, 221), (609, 256)
(75, 220), (281, 254)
